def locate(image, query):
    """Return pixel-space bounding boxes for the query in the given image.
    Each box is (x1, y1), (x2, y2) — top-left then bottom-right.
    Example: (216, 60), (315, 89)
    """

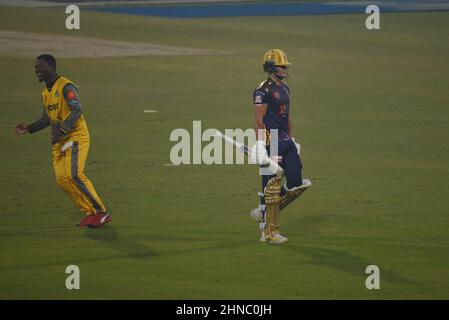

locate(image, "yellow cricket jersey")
(41, 75), (89, 142)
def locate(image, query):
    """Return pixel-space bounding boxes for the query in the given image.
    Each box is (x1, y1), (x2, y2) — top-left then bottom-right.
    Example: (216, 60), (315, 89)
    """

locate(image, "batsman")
(250, 49), (312, 244)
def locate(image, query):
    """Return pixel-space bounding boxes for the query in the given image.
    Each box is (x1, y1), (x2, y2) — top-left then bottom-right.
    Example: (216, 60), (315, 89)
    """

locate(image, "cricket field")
(0, 1), (448, 299)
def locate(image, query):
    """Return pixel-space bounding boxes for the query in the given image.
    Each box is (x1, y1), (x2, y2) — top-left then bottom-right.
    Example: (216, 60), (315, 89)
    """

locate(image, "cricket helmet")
(263, 48), (291, 73)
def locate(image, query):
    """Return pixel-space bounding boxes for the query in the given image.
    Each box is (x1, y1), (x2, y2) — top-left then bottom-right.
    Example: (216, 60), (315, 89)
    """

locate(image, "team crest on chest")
(272, 91), (280, 100)
(55, 90), (59, 97)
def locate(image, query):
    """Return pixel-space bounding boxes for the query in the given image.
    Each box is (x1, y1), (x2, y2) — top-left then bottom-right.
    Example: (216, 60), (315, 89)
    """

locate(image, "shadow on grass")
(0, 225), (157, 272)
(289, 212), (334, 236)
(281, 244), (422, 288)
(84, 225), (155, 260)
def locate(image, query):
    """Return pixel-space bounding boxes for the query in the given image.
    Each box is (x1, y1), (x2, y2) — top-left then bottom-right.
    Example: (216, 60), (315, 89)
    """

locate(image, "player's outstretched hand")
(250, 140), (268, 165)
(13, 123), (29, 136)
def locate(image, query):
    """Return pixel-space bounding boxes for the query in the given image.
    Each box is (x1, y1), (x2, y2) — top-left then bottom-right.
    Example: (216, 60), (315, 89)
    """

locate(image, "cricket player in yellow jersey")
(13, 54), (111, 228)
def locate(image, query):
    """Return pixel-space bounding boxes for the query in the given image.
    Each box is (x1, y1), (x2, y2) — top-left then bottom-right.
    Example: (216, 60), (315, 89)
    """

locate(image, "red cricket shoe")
(87, 212), (112, 228)
(77, 214), (96, 227)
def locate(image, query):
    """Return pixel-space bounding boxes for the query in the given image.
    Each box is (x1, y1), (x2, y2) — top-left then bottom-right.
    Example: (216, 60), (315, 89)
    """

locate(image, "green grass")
(1, 6), (449, 299)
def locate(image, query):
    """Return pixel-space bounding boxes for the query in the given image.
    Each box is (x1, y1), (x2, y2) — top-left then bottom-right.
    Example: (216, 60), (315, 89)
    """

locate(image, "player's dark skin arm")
(28, 107), (51, 133)
(254, 103), (268, 141)
(13, 106), (51, 135)
(13, 84), (82, 136)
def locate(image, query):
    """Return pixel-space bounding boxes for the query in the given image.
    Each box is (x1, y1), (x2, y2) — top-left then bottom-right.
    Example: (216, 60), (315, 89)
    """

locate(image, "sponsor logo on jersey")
(47, 104), (58, 111)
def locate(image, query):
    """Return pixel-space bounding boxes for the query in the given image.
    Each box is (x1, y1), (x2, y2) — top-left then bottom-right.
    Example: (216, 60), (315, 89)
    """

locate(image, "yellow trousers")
(52, 140), (106, 215)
